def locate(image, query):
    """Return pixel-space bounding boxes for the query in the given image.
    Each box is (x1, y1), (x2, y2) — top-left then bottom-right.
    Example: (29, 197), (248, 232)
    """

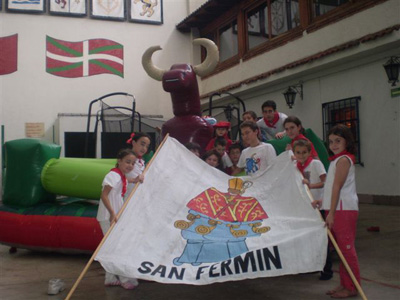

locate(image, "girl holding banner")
(97, 149), (139, 290)
(323, 124), (360, 299)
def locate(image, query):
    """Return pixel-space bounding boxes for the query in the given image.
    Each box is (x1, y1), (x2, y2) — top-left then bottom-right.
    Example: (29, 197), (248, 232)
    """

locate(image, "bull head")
(142, 39), (219, 116)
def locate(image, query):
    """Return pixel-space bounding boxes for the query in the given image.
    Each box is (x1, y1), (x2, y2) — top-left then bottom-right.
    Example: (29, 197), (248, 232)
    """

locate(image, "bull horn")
(193, 38), (219, 77)
(142, 45), (167, 81)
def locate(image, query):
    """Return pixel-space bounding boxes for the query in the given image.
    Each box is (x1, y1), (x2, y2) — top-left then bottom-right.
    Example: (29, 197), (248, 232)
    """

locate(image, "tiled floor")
(0, 203), (399, 300)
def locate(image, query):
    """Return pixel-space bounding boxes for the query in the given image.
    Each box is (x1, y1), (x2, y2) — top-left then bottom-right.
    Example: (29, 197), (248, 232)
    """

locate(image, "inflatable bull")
(141, 38), (219, 151)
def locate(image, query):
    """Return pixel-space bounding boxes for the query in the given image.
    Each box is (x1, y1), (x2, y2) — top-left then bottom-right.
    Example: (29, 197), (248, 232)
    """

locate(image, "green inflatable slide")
(41, 158), (116, 200)
(3, 139), (61, 207)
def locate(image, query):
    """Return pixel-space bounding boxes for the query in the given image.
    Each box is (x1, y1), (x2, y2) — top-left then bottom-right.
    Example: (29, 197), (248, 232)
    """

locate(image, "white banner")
(96, 137), (327, 285)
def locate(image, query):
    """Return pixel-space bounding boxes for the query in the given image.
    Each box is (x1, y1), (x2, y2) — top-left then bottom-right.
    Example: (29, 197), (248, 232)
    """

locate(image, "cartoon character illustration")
(246, 153), (260, 175)
(173, 178), (270, 266)
(55, 0), (67, 9)
(134, 0), (158, 17)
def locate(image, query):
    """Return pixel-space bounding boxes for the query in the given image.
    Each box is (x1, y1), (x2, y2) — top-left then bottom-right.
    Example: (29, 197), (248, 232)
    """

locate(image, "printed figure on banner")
(173, 177), (270, 266)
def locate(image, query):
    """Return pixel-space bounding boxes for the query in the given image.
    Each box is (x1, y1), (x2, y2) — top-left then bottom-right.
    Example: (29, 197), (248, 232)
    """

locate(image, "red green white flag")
(46, 36), (124, 78)
(0, 34), (18, 75)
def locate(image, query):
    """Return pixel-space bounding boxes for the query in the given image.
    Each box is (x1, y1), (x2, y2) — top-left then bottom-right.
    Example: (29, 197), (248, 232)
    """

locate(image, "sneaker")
(47, 278), (65, 295)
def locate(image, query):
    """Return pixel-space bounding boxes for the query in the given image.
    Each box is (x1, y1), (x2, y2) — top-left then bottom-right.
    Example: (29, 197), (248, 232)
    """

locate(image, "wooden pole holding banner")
(302, 182), (368, 300)
(64, 134), (170, 300)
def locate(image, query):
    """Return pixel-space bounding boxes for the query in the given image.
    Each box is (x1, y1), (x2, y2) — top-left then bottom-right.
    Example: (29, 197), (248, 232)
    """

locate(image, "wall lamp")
(283, 83), (303, 109)
(383, 56), (400, 86)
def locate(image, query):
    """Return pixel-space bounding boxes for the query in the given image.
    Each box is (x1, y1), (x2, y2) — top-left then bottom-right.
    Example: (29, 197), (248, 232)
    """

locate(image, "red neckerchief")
(111, 168), (127, 197)
(263, 112), (279, 128)
(297, 156), (313, 176)
(291, 134), (319, 159)
(329, 150), (356, 164)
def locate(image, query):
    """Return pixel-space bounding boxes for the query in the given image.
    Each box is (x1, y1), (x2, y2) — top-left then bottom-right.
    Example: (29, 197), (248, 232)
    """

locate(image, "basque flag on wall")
(46, 36), (124, 78)
(0, 34), (18, 75)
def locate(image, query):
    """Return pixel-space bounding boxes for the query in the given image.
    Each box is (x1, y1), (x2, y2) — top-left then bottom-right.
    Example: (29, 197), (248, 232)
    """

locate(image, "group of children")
(97, 100), (360, 298)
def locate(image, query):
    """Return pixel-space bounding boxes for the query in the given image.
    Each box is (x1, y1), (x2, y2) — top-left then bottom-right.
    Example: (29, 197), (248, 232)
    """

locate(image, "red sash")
(263, 112), (279, 128)
(329, 150), (356, 164)
(111, 168), (127, 197)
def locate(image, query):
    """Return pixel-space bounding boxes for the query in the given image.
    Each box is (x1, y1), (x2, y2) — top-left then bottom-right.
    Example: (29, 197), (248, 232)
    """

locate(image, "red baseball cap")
(214, 121), (231, 128)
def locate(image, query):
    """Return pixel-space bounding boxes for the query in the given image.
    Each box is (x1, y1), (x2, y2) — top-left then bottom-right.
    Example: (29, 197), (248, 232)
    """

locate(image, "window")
(219, 20), (239, 62)
(247, 3), (269, 50)
(193, 0), (384, 75)
(270, 0), (300, 36)
(202, 18), (239, 66)
(201, 0), (301, 71)
(312, 0), (350, 18)
(246, 1), (300, 51)
(322, 97), (363, 165)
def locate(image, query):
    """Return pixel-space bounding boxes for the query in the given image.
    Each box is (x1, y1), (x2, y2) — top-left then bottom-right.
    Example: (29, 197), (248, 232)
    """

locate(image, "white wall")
(188, 0), (207, 14)
(0, 0), (192, 143)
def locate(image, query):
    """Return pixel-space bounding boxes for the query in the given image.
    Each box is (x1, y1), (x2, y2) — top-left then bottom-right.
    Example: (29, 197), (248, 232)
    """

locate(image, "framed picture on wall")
(128, 0), (163, 25)
(90, 0), (125, 21)
(6, 0), (46, 13)
(49, 0), (87, 17)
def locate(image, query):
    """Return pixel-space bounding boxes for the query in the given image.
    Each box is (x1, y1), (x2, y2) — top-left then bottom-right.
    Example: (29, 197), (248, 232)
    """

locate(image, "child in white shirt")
(235, 121), (276, 176)
(97, 149), (139, 290)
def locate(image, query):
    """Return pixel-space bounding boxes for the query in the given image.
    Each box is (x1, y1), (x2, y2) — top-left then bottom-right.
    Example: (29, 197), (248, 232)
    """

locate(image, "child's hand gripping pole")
(299, 170), (368, 300)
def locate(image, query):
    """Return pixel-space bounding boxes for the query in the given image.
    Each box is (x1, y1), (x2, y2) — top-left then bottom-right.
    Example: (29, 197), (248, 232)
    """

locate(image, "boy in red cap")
(205, 121), (233, 151)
